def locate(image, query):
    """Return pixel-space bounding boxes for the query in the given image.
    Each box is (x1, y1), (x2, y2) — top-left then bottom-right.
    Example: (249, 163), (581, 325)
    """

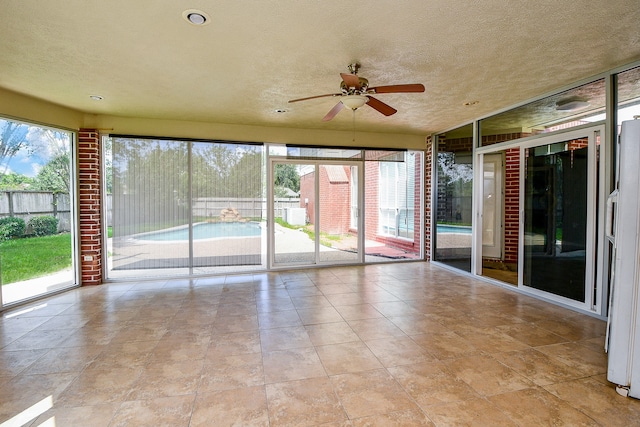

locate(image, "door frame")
(267, 158), (364, 269)
(475, 123), (607, 314)
(482, 153), (504, 259)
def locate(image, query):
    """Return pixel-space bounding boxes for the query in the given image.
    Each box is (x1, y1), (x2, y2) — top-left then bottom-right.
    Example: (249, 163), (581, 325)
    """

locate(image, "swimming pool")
(136, 222), (263, 241)
(437, 224), (472, 234)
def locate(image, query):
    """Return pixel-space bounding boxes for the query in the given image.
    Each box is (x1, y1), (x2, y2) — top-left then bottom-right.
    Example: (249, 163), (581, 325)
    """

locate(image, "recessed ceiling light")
(182, 9), (210, 26)
(275, 109), (287, 113)
(463, 100), (479, 106)
(89, 95), (103, 101)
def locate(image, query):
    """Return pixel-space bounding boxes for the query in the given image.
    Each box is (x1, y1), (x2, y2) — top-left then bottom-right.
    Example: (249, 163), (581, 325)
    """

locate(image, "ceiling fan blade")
(366, 96), (397, 116)
(289, 93), (340, 103)
(322, 101), (344, 121)
(340, 73), (362, 90)
(369, 83), (425, 94)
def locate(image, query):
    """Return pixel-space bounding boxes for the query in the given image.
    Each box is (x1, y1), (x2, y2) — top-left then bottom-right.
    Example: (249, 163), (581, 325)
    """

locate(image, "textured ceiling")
(1, 0), (639, 136)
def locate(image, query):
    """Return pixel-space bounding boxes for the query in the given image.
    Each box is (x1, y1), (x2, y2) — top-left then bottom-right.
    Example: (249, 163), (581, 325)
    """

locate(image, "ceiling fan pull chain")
(352, 109), (356, 142)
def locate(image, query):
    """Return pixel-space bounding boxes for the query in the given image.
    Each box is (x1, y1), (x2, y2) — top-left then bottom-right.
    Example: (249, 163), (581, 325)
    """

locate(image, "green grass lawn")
(0, 233), (72, 284)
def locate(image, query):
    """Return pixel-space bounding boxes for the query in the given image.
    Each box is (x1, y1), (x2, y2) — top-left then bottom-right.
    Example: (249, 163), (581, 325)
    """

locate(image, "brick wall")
(78, 129), (102, 285)
(424, 136), (432, 260)
(485, 134), (529, 264)
(504, 148), (520, 264)
(299, 158), (421, 255)
(319, 165), (351, 235)
(300, 166), (353, 235)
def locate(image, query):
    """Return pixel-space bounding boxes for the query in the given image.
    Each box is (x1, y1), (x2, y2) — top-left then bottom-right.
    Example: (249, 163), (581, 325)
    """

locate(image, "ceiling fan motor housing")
(340, 77), (369, 94)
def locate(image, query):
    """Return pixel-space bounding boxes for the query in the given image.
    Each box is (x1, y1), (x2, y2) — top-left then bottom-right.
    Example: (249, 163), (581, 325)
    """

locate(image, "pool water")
(137, 222), (262, 241)
(437, 224), (472, 234)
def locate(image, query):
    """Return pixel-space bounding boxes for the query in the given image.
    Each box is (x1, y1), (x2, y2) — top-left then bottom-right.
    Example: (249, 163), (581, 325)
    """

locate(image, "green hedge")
(28, 216), (59, 237)
(0, 217), (26, 240)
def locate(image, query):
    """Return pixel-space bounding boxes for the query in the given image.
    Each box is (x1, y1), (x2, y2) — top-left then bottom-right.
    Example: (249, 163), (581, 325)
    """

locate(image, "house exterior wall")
(482, 133), (529, 265)
(319, 166), (351, 235)
(299, 171), (315, 224)
(299, 158), (421, 255)
(300, 166), (352, 235)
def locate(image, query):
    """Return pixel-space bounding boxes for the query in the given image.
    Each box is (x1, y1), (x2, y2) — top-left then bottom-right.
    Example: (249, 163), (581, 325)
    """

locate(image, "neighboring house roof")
(325, 165), (348, 183)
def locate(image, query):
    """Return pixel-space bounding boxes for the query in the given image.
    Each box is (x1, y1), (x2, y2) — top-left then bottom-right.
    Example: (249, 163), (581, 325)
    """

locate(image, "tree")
(438, 152), (473, 196)
(192, 143), (264, 198)
(0, 172), (34, 190)
(274, 163), (300, 193)
(32, 153), (70, 192)
(27, 127), (71, 191)
(103, 137), (113, 194)
(0, 120), (28, 174)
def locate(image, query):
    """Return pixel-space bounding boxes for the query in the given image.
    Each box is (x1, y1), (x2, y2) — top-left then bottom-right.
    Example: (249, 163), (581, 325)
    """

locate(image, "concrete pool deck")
(110, 223), (419, 272)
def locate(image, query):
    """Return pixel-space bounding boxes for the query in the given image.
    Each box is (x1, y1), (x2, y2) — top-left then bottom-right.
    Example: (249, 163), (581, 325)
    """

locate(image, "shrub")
(28, 216), (59, 237)
(0, 217), (26, 240)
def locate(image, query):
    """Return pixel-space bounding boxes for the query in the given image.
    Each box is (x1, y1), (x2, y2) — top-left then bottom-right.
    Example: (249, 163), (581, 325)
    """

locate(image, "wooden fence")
(0, 191), (72, 232)
(1, 192), (301, 231)
(192, 197), (301, 220)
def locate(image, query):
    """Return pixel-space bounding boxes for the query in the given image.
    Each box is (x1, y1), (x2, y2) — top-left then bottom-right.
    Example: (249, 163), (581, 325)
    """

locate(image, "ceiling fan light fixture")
(341, 95), (368, 110)
(556, 99), (590, 111)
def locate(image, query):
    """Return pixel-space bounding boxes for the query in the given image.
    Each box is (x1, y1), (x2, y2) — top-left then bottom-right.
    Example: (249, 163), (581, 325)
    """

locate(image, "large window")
(108, 137), (265, 278)
(479, 79), (606, 146)
(107, 141), (423, 279)
(616, 66), (640, 132)
(378, 155), (415, 239)
(433, 124), (474, 272)
(274, 146), (423, 265)
(350, 165), (358, 230)
(0, 118), (76, 307)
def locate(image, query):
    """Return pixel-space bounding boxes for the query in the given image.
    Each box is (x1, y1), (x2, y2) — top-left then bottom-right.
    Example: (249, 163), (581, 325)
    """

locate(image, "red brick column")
(504, 148), (520, 264)
(78, 129), (102, 285)
(424, 136), (432, 261)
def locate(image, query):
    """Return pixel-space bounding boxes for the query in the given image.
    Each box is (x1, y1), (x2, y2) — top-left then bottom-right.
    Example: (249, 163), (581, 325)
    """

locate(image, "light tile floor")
(1, 262), (640, 426)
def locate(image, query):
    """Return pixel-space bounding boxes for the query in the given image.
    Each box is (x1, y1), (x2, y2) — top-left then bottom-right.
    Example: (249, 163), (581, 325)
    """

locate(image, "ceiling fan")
(288, 63), (425, 121)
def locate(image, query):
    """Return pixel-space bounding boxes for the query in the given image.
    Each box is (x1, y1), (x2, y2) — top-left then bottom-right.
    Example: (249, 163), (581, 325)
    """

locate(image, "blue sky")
(1, 120), (70, 177)
(2, 148), (46, 177)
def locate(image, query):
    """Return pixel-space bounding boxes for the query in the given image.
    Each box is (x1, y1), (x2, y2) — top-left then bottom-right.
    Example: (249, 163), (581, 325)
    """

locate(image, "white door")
(482, 153), (503, 259)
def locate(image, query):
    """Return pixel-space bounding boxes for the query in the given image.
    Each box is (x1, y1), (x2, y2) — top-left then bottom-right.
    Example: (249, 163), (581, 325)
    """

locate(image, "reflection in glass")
(616, 66), (640, 131)
(523, 140), (588, 302)
(480, 79), (606, 146)
(480, 149), (519, 285)
(434, 124), (473, 272)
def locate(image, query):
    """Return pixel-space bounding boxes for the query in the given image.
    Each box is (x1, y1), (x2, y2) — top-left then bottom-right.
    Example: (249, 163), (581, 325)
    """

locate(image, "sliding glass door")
(522, 133), (594, 304)
(474, 125), (604, 311)
(109, 142), (422, 277)
(271, 160), (362, 267)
